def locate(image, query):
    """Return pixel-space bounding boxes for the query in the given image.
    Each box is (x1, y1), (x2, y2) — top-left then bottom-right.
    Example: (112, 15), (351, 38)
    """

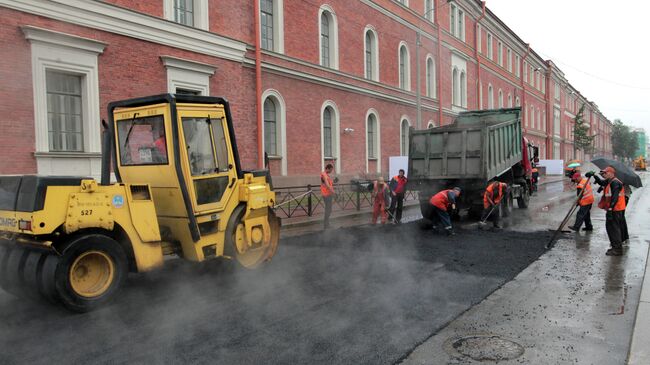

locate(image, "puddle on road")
(445, 334), (525, 361)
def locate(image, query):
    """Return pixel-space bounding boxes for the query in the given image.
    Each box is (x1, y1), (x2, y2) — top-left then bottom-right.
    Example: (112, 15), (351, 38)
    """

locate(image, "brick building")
(0, 0), (613, 186)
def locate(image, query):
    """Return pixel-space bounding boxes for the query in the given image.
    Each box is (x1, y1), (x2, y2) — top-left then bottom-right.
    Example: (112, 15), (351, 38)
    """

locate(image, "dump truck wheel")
(502, 193), (513, 217)
(53, 234), (128, 312)
(517, 187), (530, 209)
(225, 205), (279, 269)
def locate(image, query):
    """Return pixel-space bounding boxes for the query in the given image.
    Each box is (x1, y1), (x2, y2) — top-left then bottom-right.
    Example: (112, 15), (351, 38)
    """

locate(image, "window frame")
(321, 100), (341, 172)
(318, 5), (339, 69)
(164, 0), (209, 30)
(425, 55), (436, 98)
(260, 0), (285, 53)
(400, 117), (411, 156)
(398, 42), (411, 90)
(365, 109), (381, 173)
(364, 26), (379, 81)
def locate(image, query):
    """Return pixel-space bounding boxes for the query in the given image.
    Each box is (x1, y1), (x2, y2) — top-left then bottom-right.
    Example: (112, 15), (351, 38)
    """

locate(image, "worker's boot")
(606, 247), (623, 256)
(445, 228), (456, 236)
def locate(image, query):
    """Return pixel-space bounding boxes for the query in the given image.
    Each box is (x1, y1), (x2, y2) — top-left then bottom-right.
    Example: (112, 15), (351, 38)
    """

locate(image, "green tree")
(573, 104), (594, 157)
(611, 119), (639, 160)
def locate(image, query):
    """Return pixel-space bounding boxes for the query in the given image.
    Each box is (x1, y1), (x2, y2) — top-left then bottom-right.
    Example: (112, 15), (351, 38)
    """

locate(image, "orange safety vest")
(320, 171), (334, 197)
(577, 178), (594, 206)
(430, 189), (454, 211)
(483, 182), (505, 209)
(598, 178), (626, 211)
(373, 181), (389, 204)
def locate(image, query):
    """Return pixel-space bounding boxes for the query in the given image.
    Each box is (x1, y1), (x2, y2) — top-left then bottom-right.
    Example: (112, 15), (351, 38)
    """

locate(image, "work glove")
(585, 171), (595, 178)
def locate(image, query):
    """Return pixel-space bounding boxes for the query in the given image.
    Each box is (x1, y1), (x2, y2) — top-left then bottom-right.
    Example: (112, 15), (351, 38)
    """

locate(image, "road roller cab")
(0, 94), (279, 312)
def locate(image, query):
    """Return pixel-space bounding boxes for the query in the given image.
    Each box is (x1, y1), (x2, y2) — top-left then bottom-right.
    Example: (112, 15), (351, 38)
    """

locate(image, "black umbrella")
(591, 158), (643, 188)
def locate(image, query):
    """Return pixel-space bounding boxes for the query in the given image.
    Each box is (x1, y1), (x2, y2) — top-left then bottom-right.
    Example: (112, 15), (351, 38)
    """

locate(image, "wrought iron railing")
(273, 183), (419, 219)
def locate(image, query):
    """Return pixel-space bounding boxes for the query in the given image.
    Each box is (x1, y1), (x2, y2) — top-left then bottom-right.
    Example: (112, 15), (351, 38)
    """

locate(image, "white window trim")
(457, 8), (465, 42)
(363, 26), (380, 82)
(320, 100), (341, 172)
(163, 0), (209, 30)
(477, 25), (482, 53)
(498, 89), (503, 108)
(424, 0), (434, 22)
(487, 84), (494, 109)
(400, 117), (411, 156)
(23, 26), (105, 178)
(479, 81), (483, 109)
(487, 33), (493, 60)
(425, 54), (436, 98)
(497, 41), (502, 66)
(507, 48), (512, 72)
(365, 109), (381, 173)
(398, 42), (411, 91)
(261, 89), (287, 176)
(460, 71), (467, 108)
(259, 0), (285, 53)
(508, 93), (512, 107)
(161, 55), (216, 95)
(318, 4), (339, 70)
(427, 120), (436, 128)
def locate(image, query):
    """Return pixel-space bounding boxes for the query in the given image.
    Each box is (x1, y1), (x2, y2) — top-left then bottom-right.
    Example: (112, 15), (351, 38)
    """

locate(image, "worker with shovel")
(371, 178), (391, 225)
(479, 180), (508, 231)
(568, 172), (594, 232)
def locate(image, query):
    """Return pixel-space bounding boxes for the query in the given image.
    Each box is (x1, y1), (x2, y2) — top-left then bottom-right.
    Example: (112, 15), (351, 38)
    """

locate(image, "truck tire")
(517, 187), (530, 209)
(502, 192), (513, 217)
(53, 234), (128, 312)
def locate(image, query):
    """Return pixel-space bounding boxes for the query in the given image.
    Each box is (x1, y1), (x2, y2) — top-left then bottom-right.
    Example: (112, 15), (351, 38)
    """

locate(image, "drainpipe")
(254, 0), (264, 168)
(544, 60), (553, 159)
(521, 43), (531, 133)
(435, 3), (443, 125)
(475, 1), (486, 110)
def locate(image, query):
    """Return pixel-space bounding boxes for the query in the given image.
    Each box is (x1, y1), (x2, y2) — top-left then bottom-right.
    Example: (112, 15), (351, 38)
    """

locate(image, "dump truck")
(408, 108), (537, 220)
(0, 94), (280, 312)
(634, 156), (647, 171)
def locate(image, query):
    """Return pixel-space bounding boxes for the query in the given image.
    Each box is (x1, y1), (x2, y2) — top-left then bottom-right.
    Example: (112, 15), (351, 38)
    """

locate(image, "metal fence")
(273, 183), (419, 219)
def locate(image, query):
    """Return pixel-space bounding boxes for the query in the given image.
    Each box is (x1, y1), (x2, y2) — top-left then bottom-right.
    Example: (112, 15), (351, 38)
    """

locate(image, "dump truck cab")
(0, 94), (279, 312)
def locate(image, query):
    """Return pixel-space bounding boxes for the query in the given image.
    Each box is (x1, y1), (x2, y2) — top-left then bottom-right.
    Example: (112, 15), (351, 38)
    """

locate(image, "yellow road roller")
(0, 94), (280, 312)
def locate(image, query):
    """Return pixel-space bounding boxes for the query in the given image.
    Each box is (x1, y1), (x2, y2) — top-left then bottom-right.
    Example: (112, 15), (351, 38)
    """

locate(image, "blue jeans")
(432, 207), (452, 229)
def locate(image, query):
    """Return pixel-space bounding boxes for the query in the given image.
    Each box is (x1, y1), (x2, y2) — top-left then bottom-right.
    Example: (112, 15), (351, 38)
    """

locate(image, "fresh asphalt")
(0, 179), (588, 365)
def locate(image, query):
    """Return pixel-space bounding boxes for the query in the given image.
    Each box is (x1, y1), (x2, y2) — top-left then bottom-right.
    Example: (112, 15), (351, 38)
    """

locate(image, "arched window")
(508, 93), (512, 107)
(401, 118), (410, 155)
(262, 89), (287, 175)
(487, 84), (494, 109)
(364, 28), (378, 81)
(426, 56), (435, 97)
(498, 89), (503, 108)
(367, 114), (377, 159)
(452, 67), (459, 105)
(319, 7), (338, 69)
(321, 101), (340, 171)
(515, 96), (520, 107)
(399, 44), (410, 90)
(263, 98), (277, 155)
(427, 121), (436, 129)
(460, 71), (466, 107)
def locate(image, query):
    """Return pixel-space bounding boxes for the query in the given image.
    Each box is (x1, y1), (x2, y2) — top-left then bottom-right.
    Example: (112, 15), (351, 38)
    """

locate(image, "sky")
(484, 0), (650, 131)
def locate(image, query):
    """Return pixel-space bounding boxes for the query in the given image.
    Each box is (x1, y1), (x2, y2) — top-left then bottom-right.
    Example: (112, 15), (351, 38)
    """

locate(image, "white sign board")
(389, 156), (409, 178)
(538, 159), (564, 175)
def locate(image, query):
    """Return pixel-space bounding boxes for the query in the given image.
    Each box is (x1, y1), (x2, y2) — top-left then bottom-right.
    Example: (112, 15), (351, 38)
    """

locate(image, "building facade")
(0, 0), (613, 185)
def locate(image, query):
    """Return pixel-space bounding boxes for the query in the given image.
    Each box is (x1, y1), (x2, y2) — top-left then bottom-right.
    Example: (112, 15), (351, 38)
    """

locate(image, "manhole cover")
(448, 334), (524, 361)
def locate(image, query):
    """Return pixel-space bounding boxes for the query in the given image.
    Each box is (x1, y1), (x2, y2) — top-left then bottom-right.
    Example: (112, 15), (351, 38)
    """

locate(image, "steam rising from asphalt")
(0, 223), (550, 364)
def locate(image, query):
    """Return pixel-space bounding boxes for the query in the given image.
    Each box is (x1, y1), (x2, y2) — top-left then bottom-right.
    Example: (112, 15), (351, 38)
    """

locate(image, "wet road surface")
(403, 172), (650, 364)
(0, 176), (594, 364)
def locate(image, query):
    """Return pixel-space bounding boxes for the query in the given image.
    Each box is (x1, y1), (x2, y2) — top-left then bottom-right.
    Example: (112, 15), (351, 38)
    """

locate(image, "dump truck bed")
(409, 108), (522, 183)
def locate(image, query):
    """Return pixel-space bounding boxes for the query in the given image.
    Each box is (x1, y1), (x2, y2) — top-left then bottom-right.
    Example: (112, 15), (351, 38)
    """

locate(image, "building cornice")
(21, 25), (107, 53)
(1, 0), (247, 62)
(160, 55), (218, 75)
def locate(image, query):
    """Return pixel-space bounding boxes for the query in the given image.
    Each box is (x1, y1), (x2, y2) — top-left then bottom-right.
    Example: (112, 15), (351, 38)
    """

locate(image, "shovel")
(545, 176), (592, 249)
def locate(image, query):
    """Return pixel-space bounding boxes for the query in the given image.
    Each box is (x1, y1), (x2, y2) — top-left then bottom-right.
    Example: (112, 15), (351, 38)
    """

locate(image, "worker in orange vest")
(568, 172), (594, 232)
(320, 164), (335, 229)
(388, 169), (408, 224)
(429, 187), (461, 235)
(479, 180), (508, 230)
(371, 178), (391, 224)
(588, 166), (626, 256)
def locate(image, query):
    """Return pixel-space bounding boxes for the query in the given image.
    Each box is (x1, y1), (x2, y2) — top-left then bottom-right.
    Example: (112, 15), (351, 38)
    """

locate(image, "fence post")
(307, 184), (313, 216)
(356, 184), (361, 211)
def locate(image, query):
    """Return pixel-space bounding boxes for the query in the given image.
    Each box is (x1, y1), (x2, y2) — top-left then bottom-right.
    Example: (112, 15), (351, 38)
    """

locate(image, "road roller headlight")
(18, 220), (32, 231)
